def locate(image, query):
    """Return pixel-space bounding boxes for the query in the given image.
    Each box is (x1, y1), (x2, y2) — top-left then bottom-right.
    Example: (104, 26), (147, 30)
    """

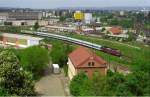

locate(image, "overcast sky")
(0, 0), (150, 9)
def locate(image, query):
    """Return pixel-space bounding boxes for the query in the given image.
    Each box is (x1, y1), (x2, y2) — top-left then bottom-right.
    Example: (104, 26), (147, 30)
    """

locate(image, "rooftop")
(0, 33), (43, 40)
(109, 26), (122, 35)
(69, 46), (106, 68)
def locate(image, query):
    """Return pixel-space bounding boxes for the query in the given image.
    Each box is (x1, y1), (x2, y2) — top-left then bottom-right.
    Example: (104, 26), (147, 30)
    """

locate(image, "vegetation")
(49, 39), (73, 67)
(59, 16), (67, 22)
(108, 18), (134, 28)
(0, 26), (32, 33)
(101, 27), (106, 32)
(68, 33), (150, 69)
(33, 22), (39, 31)
(0, 50), (35, 96)
(127, 31), (137, 41)
(0, 26), (21, 33)
(70, 71), (89, 96)
(70, 70), (150, 96)
(19, 46), (49, 79)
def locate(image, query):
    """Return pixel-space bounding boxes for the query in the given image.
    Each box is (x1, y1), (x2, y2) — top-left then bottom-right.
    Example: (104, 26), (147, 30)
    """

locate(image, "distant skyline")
(0, 0), (150, 9)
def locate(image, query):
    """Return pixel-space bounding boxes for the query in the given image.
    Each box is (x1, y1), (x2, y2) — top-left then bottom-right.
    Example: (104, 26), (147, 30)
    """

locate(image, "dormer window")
(92, 62), (95, 66)
(88, 62), (95, 66)
(88, 62), (91, 66)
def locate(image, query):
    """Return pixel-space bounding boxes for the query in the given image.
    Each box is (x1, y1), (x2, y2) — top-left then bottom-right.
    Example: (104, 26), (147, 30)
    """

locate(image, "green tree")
(109, 19), (119, 25)
(0, 87), (9, 96)
(50, 41), (73, 67)
(90, 72), (106, 96)
(119, 19), (134, 28)
(19, 46), (49, 78)
(101, 27), (106, 32)
(33, 22), (39, 31)
(0, 50), (35, 96)
(59, 16), (66, 22)
(127, 32), (136, 41)
(69, 72), (88, 96)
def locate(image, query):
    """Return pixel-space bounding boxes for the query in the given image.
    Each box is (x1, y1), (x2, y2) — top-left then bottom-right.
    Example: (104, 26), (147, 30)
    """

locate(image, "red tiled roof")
(109, 27), (122, 35)
(68, 47), (106, 68)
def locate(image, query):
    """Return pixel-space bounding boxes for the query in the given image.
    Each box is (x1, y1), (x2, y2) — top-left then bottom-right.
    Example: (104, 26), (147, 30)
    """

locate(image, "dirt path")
(35, 74), (66, 96)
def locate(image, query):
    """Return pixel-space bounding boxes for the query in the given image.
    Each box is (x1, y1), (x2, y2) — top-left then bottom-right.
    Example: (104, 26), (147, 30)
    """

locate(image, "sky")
(0, 0), (150, 9)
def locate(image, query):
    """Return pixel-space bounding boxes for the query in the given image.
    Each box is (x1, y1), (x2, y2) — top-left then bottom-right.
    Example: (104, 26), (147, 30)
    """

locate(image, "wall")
(68, 58), (77, 80)
(77, 67), (107, 79)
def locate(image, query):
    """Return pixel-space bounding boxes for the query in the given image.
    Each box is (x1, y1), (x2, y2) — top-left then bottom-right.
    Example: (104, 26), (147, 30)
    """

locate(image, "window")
(88, 62), (91, 66)
(91, 62), (95, 66)
(88, 62), (94, 66)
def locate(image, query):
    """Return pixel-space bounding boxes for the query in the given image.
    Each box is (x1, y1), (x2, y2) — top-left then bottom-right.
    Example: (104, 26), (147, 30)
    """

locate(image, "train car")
(35, 32), (122, 57)
(100, 46), (122, 57)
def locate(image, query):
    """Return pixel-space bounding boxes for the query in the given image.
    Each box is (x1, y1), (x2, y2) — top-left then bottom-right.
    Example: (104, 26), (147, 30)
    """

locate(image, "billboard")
(74, 11), (84, 20)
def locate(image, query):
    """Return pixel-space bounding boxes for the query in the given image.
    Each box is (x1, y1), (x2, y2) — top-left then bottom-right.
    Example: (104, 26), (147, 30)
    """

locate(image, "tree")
(59, 16), (66, 22)
(50, 41), (73, 67)
(120, 19), (134, 28)
(19, 46), (49, 78)
(127, 31), (136, 41)
(0, 50), (35, 96)
(33, 22), (39, 31)
(101, 27), (106, 32)
(109, 19), (119, 25)
(0, 87), (9, 96)
(69, 72), (88, 96)
(90, 72), (106, 96)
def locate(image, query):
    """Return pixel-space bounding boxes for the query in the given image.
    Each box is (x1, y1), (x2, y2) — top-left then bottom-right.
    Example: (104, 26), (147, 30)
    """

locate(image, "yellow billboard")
(74, 11), (84, 20)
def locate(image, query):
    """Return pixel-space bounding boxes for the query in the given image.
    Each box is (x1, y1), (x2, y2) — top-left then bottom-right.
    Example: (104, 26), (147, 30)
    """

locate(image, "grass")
(1, 28), (149, 71)
(65, 33), (150, 70)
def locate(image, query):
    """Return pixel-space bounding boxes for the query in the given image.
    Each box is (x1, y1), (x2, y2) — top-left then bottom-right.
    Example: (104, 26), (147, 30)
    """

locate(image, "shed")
(52, 64), (60, 74)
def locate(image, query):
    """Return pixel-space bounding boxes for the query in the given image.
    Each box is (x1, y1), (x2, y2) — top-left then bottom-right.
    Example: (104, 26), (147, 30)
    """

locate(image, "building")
(48, 18), (59, 24)
(109, 26), (122, 35)
(74, 11), (84, 21)
(4, 20), (49, 26)
(0, 13), (9, 24)
(0, 33), (43, 48)
(67, 47), (107, 80)
(46, 26), (76, 32)
(8, 12), (42, 20)
(84, 13), (93, 24)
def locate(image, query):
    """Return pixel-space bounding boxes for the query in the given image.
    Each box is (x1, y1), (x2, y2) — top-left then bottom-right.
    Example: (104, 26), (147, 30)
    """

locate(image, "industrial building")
(8, 12), (42, 20)
(0, 12), (42, 20)
(4, 20), (49, 26)
(0, 33), (43, 48)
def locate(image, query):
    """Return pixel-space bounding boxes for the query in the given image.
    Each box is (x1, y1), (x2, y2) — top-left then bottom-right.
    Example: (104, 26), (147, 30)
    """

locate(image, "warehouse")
(0, 33), (43, 48)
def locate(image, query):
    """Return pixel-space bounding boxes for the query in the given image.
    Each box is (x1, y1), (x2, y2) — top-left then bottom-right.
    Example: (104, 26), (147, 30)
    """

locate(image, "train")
(34, 32), (122, 57)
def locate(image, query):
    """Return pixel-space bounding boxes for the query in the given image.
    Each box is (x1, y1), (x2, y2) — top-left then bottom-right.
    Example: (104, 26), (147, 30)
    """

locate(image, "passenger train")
(34, 32), (122, 57)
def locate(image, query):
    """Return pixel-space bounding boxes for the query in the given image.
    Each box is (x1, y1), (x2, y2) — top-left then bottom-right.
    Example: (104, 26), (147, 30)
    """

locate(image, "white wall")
(68, 58), (77, 80)
(28, 39), (40, 46)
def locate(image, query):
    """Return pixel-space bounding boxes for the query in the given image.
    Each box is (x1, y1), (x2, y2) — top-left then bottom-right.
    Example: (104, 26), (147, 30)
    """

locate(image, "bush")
(19, 46), (49, 78)
(50, 40), (73, 67)
(69, 72), (88, 96)
(0, 50), (35, 96)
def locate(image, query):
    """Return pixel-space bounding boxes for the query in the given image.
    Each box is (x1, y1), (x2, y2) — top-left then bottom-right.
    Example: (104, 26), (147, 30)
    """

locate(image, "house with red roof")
(67, 47), (107, 80)
(109, 26), (122, 35)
